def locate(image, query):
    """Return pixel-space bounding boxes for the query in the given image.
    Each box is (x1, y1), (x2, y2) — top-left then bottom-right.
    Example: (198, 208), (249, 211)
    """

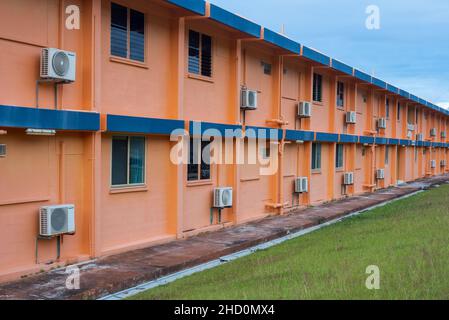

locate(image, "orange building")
(0, 0), (448, 282)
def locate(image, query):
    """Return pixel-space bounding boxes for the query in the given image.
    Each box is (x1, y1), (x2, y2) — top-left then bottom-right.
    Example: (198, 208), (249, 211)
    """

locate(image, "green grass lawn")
(131, 185), (449, 300)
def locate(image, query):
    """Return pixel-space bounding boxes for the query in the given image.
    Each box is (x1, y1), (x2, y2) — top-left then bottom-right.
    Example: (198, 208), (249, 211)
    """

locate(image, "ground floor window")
(336, 143), (344, 169)
(111, 136), (146, 186)
(188, 138), (211, 181)
(311, 142), (322, 171)
(385, 146), (389, 165)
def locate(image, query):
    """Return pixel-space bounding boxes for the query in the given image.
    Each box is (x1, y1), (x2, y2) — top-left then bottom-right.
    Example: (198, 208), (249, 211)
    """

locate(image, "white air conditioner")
(377, 118), (387, 129)
(39, 204), (75, 237)
(295, 177), (308, 193)
(241, 89), (258, 110)
(346, 111), (356, 124)
(298, 101), (312, 118)
(407, 131), (412, 139)
(40, 48), (76, 82)
(441, 131), (446, 139)
(430, 160), (436, 169)
(441, 160), (446, 167)
(416, 133), (423, 141)
(430, 128), (437, 137)
(407, 124), (415, 132)
(213, 187), (233, 208)
(343, 172), (354, 185)
(376, 169), (385, 180)
(0, 144), (6, 157)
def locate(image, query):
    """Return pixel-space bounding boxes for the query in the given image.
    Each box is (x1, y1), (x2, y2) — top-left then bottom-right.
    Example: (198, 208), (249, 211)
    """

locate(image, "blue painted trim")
(0, 105), (99, 131)
(399, 90), (409, 99)
(389, 138), (399, 145)
(107, 114), (184, 135)
(190, 121), (242, 138)
(331, 60), (353, 76)
(354, 70), (371, 83)
(263, 29), (300, 54)
(399, 139), (409, 146)
(375, 137), (388, 145)
(418, 98), (427, 106)
(372, 77), (387, 89)
(339, 134), (358, 143)
(245, 126), (282, 140)
(316, 132), (339, 143)
(416, 141), (424, 147)
(302, 46), (330, 66)
(359, 136), (375, 144)
(410, 95), (420, 103)
(387, 84), (399, 94)
(166, 0), (205, 15)
(209, 4), (261, 38)
(285, 130), (314, 142)
(424, 141), (431, 147)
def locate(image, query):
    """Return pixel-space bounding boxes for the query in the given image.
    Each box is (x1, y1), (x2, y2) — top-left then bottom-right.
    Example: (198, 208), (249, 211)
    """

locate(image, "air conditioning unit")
(0, 144), (6, 157)
(343, 172), (354, 185)
(346, 112), (356, 124)
(440, 160), (446, 167)
(377, 118), (387, 129)
(442, 131), (447, 139)
(295, 177), (308, 193)
(241, 89), (258, 110)
(39, 204), (75, 237)
(407, 124), (415, 132)
(376, 169), (385, 180)
(430, 160), (436, 169)
(430, 128), (437, 137)
(407, 131), (412, 139)
(40, 48), (76, 82)
(416, 133), (423, 141)
(213, 187), (233, 208)
(298, 101), (312, 118)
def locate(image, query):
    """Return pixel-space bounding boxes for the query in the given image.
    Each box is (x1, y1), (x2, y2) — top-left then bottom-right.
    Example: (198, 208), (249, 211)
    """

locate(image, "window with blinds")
(111, 3), (145, 63)
(188, 30), (212, 77)
(313, 73), (322, 102)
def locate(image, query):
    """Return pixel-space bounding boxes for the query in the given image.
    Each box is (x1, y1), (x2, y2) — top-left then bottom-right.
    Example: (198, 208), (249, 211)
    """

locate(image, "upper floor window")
(386, 98), (390, 119)
(311, 142), (322, 171)
(336, 144), (344, 169)
(188, 138), (211, 181)
(313, 73), (322, 102)
(188, 30), (212, 77)
(111, 136), (146, 186)
(111, 2), (145, 62)
(336, 82), (345, 108)
(397, 102), (401, 121)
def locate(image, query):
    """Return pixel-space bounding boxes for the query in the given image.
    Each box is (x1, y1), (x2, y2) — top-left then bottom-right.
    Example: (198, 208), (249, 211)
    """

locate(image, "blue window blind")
(111, 3), (145, 62)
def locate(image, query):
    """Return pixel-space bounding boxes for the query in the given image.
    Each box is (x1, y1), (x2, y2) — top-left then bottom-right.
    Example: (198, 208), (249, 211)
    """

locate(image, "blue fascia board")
(263, 28), (300, 54)
(399, 89), (409, 99)
(418, 98), (427, 106)
(302, 46), (330, 66)
(245, 126), (282, 140)
(359, 136), (375, 144)
(372, 77), (387, 89)
(190, 121), (242, 138)
(166, 0), (205, 15)
(375, 137), (388, 145)
(285, 130), (314, 142)
(410, 95), (420, 103)
(209, 4), (261, 38)
(107, 114), (184, 135)
(339, 134), (358, 143)
(331, 60), (353, 76)
(416, 141), (424, 147)
(354, 69), (371, 83)
(387, 84), (399, 94)
(0, 105), (99, 131)
(399, 139), (409, 146)
(389, 138), (400, 145)
(424, 141), (431, 147)
(316, 132), (339, 143)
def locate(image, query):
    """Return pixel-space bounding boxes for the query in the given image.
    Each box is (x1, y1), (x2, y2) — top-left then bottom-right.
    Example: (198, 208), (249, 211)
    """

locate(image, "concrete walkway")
(1, 175), (448, 300)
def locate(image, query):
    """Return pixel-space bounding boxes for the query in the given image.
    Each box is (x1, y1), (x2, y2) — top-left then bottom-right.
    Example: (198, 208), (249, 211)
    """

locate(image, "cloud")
(437, 102), (449, 110)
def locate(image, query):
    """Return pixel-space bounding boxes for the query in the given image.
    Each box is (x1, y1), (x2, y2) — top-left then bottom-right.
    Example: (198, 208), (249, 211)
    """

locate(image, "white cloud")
(437, 102), (449, 110)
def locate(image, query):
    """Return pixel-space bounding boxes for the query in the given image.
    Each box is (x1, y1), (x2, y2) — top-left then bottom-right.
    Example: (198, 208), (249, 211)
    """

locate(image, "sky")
(209, 0), (449, 109)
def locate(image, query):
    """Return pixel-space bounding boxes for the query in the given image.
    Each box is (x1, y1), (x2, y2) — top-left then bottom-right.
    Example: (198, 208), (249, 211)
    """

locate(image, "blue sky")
(209, 0), (449, 109)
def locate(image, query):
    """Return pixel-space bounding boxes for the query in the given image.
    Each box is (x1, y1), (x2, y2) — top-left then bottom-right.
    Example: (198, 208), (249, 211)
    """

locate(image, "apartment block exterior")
(1, 0), (448, 282)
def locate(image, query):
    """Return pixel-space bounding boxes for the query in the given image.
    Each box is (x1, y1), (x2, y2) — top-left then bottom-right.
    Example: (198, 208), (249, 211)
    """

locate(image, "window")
(261, 61), (272, 75)
(188, 30), (212, 77)
(415, 147), (418, 162)
(336, 82), (345, 108)
(313, 73), (322, 102)
(111, 3), (145, 62)
(311, 142), (322, 170)
(415, 109), (419, 125)
(397, 102), (401, 121)
(111, 136), (146, 186)
(188, 138), (211, 181)
(386, 98), (390, 119)
(385, 146), (389, 165)
(336, 144), (344, 169)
